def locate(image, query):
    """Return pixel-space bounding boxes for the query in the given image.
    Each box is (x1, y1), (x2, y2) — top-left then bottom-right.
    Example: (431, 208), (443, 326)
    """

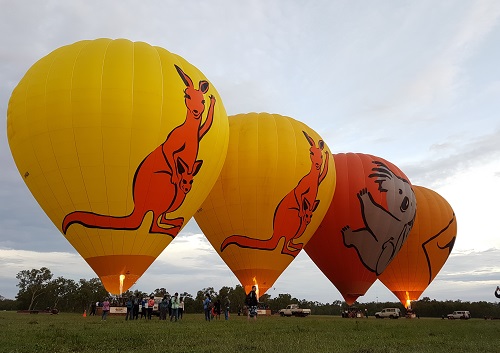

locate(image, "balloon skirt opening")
(392, 290), (423, 307)
(86, 255), (156, 294)
(232, 268), (285, 297)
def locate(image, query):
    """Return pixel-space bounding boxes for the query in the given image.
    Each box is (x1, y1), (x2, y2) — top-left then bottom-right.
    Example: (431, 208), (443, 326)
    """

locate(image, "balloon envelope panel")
(7, 38), (229, 294)
(378, 185), (457, 307)
(195, 113), (336, 295)
(305, 153), (416, 305)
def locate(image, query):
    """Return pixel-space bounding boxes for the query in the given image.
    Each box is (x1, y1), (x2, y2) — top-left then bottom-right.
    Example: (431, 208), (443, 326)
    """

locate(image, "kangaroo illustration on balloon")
(62, 65), (215, 238)
(341, 161), (416, 275)
(422, 214), (456, 284)
(220, 131), (329, 257)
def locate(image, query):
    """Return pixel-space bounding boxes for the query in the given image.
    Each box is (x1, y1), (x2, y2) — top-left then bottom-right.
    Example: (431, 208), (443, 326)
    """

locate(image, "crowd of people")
(203, 293), (232, 321)
(88, 287), (261, 322)
(89, 293), (186, 321)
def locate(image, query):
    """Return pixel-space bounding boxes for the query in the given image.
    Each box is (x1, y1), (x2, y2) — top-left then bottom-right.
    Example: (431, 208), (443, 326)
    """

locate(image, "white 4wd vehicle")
(278, 304), (311, 317)
(375, 308), (401, 319)
(447, 311), (470, 320)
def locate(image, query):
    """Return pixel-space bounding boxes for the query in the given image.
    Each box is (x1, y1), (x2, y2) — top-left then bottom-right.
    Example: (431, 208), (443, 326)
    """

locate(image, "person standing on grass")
(224, 297), (230, 320)
(203, 293), (212, 322)
(159, 297), (168, 320)
(101, 298), (110, 321)
(246, 286), (259, 321)
(125, 297), (133, 320)
(140, 297), (146, 319)
(147, 295), (155, 320)
(170, 292), (179, 321)
(178, 296), (185, 319)
(166, 293), (172, 318)
(90, 301), (96, 316)
(214, 299), (221, 320)
(133, 297), (140, 320)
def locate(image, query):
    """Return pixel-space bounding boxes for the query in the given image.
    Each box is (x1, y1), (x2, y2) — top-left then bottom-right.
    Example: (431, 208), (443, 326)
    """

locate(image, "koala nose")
(400, 196), (409, 212)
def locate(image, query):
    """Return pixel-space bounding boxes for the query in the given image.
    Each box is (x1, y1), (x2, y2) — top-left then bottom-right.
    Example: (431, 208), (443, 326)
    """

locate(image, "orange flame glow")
(405, 291), (411, 309)
(252, 277), (260, 299)
(119, 274), (125, 296)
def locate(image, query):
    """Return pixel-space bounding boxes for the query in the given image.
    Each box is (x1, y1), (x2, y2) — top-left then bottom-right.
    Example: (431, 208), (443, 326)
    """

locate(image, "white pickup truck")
(279, 304), (311, 317)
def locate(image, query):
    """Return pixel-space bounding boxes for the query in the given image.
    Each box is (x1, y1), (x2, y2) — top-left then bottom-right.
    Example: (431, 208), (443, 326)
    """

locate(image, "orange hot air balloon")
(194, 113), (336, 295)
(305, 153), (416, 305)
(7, 39), (229, 294)
(378, 185), (457, 308)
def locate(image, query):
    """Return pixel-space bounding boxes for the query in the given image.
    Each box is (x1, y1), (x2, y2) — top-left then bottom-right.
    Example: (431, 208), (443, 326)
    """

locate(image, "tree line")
(1, 267), (499, 318)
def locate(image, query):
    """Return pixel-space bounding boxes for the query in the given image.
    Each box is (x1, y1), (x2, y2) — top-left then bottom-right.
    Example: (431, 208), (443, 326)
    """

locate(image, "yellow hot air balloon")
(378, 185), (457, 308)
(7, 38), (229, 294)
(194, 113), (336, 296)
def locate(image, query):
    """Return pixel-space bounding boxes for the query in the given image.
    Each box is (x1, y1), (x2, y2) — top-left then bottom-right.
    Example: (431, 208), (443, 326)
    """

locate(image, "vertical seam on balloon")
(57, 42), (95, 259)
(128, 42), (139, 256)
(151, 45), (165, 257)
(410, 186), (422, 293)
(247, 114), (257, 277)
(226, 115), (240, 277)
(99, 39), (112, 257)
(76, 40), (101, 259)
(270, 113), (279, 259)
(228, 116), (240, 277)
(136, 46), (164, 258)
(24, 45), (81, 255)
(124, 40), (135, 257)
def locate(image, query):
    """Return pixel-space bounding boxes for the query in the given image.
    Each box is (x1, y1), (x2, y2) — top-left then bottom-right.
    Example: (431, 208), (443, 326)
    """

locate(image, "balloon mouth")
(85, 255), (156, 294)
(232, 269), (283, 297)
(343, 293), (364, 306)
(391, 290), (423, 308)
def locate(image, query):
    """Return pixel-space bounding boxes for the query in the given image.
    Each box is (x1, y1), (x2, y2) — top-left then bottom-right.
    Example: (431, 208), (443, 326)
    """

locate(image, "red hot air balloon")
(305, 153), (416, 305)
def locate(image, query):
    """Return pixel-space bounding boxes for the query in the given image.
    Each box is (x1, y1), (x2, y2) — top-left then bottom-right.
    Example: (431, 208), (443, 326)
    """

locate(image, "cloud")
(0, 248), (96, 299)
(401, 1), (500, 109)
(1, 0), (500, 306)
(402, 128), (500, 188)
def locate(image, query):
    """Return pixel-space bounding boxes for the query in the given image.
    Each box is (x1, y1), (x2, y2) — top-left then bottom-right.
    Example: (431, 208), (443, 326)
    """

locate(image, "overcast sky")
(1, 0), (499, 304)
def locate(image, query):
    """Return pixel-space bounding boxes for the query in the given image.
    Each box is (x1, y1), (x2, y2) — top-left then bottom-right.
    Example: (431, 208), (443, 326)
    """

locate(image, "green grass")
(0, 312), (499, 353)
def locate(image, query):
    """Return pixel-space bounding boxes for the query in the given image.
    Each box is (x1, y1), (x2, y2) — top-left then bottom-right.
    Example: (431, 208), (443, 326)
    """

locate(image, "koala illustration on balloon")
(341, 161), (416, 275)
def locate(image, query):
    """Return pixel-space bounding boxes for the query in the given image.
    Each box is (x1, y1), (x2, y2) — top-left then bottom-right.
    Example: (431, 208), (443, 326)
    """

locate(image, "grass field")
(0, 311), (499, 353)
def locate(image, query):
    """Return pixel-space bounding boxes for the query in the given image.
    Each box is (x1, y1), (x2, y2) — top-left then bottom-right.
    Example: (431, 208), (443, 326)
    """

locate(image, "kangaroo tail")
(62, 209), (144, 234)
(220, 234), (281, 252)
